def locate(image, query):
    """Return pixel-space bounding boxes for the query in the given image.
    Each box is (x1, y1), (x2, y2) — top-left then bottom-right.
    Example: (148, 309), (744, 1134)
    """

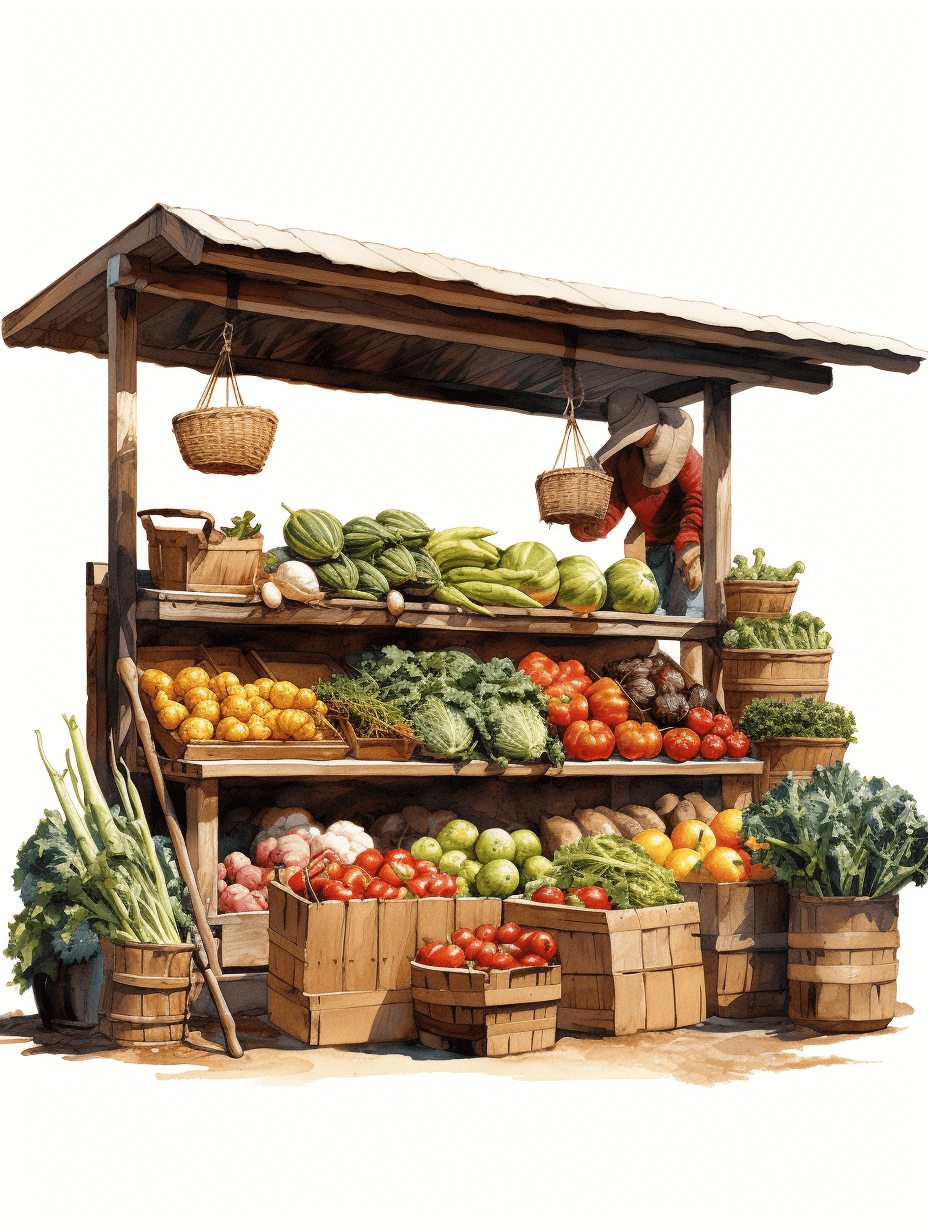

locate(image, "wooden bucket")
(138, 508), (263, 594)
(755, 737), (849, 796)
(32, 953), (105, 1031)
(99, 938), (195, 1046)
(411, 962), (560, 1056)
(680, 882), (789, 1018)
(720, 648), (832, 724)
(723, 579), (799, 620)
(787, 893), (899, 1033)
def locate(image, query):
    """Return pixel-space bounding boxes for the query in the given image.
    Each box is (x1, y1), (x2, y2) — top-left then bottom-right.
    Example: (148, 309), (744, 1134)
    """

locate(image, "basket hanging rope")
(172, 323), (278, 476)
(535, 369), (613, 526)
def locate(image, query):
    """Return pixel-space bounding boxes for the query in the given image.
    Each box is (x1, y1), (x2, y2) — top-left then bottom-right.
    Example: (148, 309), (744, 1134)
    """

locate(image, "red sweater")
(572, 445), (703, 553)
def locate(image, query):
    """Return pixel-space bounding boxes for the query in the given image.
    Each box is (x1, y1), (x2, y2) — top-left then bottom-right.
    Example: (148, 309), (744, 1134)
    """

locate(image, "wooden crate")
(679, 882), (789, 1017)
(411, 962), (560, 1055)
(267, 978), (415, 1045)
(503, 899), (705, 1034)
(138, 507), (263, 594)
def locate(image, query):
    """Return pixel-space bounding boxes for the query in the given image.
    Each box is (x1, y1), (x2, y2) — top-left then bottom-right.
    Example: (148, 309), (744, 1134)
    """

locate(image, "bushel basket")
(172, 323), (277, 476)
(536, 380), (613, 527)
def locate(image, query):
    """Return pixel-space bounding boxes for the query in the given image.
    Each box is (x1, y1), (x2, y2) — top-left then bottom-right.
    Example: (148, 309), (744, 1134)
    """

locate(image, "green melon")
(315, 553), (360, 592)
(604, 558), (660, 613)
(281, 506), (344, 561)
(555, 555), (607, 614)
(498, 541), (560, 606)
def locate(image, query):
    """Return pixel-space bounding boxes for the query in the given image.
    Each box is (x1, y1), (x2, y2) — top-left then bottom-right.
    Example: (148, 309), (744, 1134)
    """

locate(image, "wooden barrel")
(721, 648), (832, 724)
(755, 737), (848, 795)
(99, 938), (195, 1046)
(32, 953), (105, 1031)
(723, 579), (799, 620)
(788, 893), (899, 1033)
(680, 882), (789, 1018)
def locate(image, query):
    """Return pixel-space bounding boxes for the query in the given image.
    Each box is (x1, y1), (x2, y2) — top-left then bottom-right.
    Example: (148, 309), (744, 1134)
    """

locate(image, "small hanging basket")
(535, 373), (613, 526)
(172, 324), (278, 476)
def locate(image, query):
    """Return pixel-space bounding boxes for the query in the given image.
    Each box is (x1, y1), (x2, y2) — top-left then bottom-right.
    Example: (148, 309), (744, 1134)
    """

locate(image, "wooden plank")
(185, 781), (218, 911)
(106, 278), (138, 766)
(342, 900), (379, 992)
(215, 913), (269, 967)
(702, 380), (732, 626)
(86, 568), (109, 781)
(377, 900), (418, 990)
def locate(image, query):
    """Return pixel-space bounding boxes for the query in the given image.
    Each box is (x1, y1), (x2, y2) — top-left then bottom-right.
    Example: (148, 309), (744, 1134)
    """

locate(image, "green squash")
(315, 553), (360, 592)
(281, 505), (344, 561)
(498, 541), (560, 606)
(555, 555), (607, 614)
(604, 558), (660, 613)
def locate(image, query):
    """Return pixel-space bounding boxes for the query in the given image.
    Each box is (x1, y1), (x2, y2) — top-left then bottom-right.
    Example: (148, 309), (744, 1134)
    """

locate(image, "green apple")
(475, 859), (520, 898)
(410, 836), (443, 863)
(459, 859), (482, 887)
(510, 829), (543, 867)
(438, 850), (468, 876)
(519, 854), (554, 890)
(474, 828), (516, 864)
(436, 819), (479, 853)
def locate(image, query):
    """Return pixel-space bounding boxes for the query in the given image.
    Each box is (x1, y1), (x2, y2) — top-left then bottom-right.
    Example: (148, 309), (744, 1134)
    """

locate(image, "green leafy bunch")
(727, 549), (804, 580)
(524, 833), (683, 909)
(742, 762), (928, 898)
(723, 612), (831, 649)
(222, 510), (261, 539)
(740, 697), (857, 743)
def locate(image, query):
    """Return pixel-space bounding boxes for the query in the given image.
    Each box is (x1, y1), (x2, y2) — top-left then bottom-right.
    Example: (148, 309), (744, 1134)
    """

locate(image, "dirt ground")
(0, 1003), (913, 1087)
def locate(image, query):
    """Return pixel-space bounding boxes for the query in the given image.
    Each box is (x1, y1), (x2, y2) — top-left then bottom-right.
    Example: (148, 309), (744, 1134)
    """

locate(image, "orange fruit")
(178, 716), (214, 743)
(157, 702), (189, 731)
(294, 687), (317, 710)
(743, 835), (769, 852)
(703, 846), (747, 883)
(209, 672), (241, 700)
(744, 849), (777, 881)
(221, 694), (253, 721)
(633, 829), (673, 866)
(671, 820), (716, 858)
(174, 666), (210, 695)
(215, 717), (249, 742)
(269, 680), (299, 709)
(253, 677), (275, 700)
(141, 669), (174, 699)
(190, 699), (221, 724)
(710, 809), (743, 848)
(665, 849), (704, 881)
(184, 686), (217, 709)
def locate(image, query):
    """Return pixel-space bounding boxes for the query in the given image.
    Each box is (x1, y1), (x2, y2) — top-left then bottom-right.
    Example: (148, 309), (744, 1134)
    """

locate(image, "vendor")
(573, 389), (703, 616)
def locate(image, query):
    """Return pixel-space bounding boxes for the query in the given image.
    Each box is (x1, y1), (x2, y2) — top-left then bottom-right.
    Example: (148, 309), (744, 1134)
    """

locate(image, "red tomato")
(474, 925), (498, 942)
(428, 873), (457, 898)
(287, 869), (309, 896)
(309, 876), (330, 895)
(486, 952), (518, 970)
(563, 719), (615, 761)
(711, 715), (734, 737)
(614, 720), (662, 761)
(529, 931), (558, 960)
(379, 860), (415, 887)
(474, 943), (500, 966)
(700, 733), (727, 761)
(450, 928), (476, 948)
(531, 886), (565, 904)
(353, 848), (385, 876)
(342, 867), (373, 894)
(567, 885), (611, 910)
(518, 652), (560, 688)
(496, 922), (524, 945)
(324, 861), (345, 881)
(465, 939), (494, 961)
(382, 848), (413, 865)
(663, 727), (702, 762)
(497, 943), (521, 955)
(322, 881), (353, 901)
(363, 878), (391, 899)
(586, 679), (630, 726)
(544, 685), (589, 727)
(407, 875), (434, 898)
(429, 944), (466, 969)
(413, 860), (438, 875)
(726, 731), (750, 758)
(383, 885), (410, 900)
(516, 930), (537, 950)
(518, 953), (548, 968)
(686, 706), (714, 736)
(416, 943), (445, 964)
(556, 659), (589, 683)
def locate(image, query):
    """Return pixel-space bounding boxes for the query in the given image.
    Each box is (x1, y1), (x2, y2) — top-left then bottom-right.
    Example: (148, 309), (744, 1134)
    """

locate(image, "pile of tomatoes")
(518, 651), (750, 764)
(415, 923), (558, 970)
(287, 846), (460, 902)
(529, 884), (611, 909)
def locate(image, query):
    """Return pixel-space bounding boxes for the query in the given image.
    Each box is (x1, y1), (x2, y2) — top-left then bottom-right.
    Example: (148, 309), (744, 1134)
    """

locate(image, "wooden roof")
(4, 204), (924, 421)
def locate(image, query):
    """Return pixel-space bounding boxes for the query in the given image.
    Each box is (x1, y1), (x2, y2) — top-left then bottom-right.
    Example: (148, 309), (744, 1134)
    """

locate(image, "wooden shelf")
(136, 587), (718, 641)
(160, 754), (763, 781)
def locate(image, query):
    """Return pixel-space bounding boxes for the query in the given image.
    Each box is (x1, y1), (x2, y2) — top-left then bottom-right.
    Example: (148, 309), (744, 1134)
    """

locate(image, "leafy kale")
(742, 762), (928, 898)
(740, 697), (857, 743)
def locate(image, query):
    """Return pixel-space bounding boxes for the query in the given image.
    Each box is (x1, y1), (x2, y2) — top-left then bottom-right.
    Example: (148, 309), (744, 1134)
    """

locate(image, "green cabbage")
(485, 700), (548, 763)
(412, 696), (477, 760)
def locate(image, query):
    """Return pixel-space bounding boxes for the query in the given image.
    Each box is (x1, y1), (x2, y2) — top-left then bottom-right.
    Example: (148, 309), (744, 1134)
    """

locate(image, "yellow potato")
(178, 716), (214, 743)
(158, 702), (189, 731)
(277, 708), (310, 737)
(221, 694), (253, 722)
(190, 699), (221, 724)
(209, 672), (241, 700)
(184, 686), (217, 709)
(215, 717), (249, 742)
(141, 669), (174, 699)
(294, 687), (317, 710)
(292, 720), (317, 741)
(269, 680), (299, 709)
(253, 677), (275, 700)
(174, 666), (210, 695)
(151, 689), (176, 712)
(247, 715), (272, 740)
(250, 698), (272, 718)
(314, 700), (328, 717)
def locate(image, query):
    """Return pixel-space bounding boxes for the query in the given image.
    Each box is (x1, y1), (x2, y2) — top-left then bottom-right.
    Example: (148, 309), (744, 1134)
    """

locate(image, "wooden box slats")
(679, 882), (789, 1018)
(267, 976), (415, 1046)
(502, 899), (705, 1035)
(411, 962), (560, 1056)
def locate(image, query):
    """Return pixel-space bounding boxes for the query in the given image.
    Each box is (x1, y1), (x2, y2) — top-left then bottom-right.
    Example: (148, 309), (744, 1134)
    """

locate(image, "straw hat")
(593, 389), (694, 488)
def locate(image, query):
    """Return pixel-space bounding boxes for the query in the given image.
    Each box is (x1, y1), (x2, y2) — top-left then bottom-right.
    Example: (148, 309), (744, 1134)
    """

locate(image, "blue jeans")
(647, 542), (704, 618)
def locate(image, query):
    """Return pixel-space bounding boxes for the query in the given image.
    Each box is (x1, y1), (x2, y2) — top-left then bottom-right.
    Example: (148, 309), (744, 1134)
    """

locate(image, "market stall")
(5, 205), (926, 1051)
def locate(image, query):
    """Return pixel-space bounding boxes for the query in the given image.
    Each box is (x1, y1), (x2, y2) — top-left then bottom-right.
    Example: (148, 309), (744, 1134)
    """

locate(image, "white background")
(1, 2), (926, 1228)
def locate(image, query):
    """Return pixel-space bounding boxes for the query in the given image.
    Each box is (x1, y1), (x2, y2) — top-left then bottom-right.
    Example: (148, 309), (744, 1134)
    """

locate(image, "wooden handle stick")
(116, 658), (243, 1059)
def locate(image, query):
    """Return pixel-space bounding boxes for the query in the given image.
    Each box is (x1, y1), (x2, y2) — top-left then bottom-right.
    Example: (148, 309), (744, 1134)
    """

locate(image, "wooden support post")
(702, 380), (732, 703)
(186, 781), (220, 913)
(105, 258), (139, 769)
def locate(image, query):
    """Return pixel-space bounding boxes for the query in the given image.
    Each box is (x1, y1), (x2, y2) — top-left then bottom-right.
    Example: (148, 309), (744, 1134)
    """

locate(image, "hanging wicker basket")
(172, 323), (278, 476)
(536, 373), (613, 526)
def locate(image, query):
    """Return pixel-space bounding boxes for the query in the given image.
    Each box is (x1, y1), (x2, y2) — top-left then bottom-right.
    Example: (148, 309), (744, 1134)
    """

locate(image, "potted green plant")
(739, 697), (856, 795)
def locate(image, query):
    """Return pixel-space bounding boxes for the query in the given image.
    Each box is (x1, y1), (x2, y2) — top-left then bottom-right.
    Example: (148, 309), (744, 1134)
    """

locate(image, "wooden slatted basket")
(138, 508), (263, 594)
(720, 647), (832, 725)
(723, 579), (799, 620)
(99, 938), (195, 1046)
(412, 962), (560, 1056)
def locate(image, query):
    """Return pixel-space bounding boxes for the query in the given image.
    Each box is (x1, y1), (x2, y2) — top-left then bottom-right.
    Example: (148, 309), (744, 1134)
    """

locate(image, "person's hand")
(676, 544), (702, 591)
